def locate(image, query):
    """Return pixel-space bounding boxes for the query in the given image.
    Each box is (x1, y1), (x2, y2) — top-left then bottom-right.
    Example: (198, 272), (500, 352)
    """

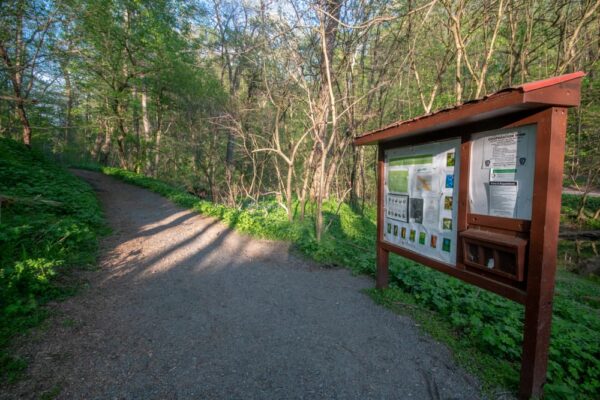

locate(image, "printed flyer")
(383, 139), (460, 265)
(469, 125), (536, 220)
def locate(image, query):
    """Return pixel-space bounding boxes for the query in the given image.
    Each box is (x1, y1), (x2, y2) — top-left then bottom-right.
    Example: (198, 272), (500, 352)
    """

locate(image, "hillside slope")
(0, 139), (105, 382)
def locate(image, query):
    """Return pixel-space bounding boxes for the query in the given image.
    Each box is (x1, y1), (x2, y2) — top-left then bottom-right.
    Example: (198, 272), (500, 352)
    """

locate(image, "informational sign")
(383, 139), (461, 265)
(469, 125), (536, 219)
(357, 71), (585, 400)
(482, 131), (527, 168)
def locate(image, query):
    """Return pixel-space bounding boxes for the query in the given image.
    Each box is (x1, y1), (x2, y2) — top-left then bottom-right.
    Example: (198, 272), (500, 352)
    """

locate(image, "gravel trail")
(2, 170), (482, 399)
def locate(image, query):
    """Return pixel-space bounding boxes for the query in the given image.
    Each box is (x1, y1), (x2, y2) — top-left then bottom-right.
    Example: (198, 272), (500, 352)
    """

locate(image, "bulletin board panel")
(383, 139), (461, 265)
(469, 125), (537, 220)
(377, 119), (544, 303)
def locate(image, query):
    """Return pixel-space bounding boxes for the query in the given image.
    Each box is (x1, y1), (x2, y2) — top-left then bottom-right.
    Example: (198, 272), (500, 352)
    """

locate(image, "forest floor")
(2, 170), (483, 399)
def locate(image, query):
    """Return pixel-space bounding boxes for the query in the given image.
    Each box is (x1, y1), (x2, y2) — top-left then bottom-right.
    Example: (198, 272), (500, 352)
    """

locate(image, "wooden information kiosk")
(354, 72), (585, 399)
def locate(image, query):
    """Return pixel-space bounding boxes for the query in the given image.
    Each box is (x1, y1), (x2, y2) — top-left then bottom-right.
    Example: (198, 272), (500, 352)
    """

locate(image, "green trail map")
(388, 170), (409, 193)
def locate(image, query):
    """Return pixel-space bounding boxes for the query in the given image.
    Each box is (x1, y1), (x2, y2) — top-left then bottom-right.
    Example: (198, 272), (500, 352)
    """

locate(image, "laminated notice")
(489, 181), (518, 217)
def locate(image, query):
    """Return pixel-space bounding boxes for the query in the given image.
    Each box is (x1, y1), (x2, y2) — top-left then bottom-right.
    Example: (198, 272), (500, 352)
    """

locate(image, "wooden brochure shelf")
(460, 229), (527, 282)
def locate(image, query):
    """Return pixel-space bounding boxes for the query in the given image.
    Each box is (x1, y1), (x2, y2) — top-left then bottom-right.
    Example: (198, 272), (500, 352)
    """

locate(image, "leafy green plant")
(0, 138), (106, 382)
(561, 193), (600, 230)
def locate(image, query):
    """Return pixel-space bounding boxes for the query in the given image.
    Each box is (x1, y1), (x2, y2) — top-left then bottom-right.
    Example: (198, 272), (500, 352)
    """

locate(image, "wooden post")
(456, 134), (472, 270)
(376, 246), (389, 289)
(376, 144), (389, 289)
(519, 107), (567, 399)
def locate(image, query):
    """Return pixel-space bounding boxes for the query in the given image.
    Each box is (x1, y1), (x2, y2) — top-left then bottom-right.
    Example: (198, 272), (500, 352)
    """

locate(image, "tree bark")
(313, 0), (342, 242)
(0, 43), (32, 146)
(61, 61), (73, 147)
(140, 86), (153, 174)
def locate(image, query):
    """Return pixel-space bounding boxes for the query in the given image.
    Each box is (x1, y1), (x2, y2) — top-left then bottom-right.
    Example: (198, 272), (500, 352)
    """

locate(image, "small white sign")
(490, 168), (517, 182)
(482, 132), (527, 169)
(489, 181), (518, 217)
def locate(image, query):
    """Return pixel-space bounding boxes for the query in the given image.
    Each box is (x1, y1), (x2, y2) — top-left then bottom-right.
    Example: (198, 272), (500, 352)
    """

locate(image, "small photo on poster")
(444, 196), (453, 210)
(430, 235), (437, 248)
(388, 169), (409, 193)
(409, 229), (416, 242)
(410, 198), (424, 223)
(442, 238), (451, 252)
(401, 227), (407, 239)
(442, 218), (453, 230)
(446, 152), (455, 167)
(386, 194), (409, 222)
(419, 232), (426, 245)
(393, 225), (399, 237)
(445, 174), (454, 189)
(415, 174), (433, 192)
(387, 223), (391, 234)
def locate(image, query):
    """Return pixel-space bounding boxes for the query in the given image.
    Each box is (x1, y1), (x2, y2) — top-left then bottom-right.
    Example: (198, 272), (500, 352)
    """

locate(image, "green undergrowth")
(561, 194), (600, 230)
(99, 166), (599, 399)
(0, 139), (106, 383)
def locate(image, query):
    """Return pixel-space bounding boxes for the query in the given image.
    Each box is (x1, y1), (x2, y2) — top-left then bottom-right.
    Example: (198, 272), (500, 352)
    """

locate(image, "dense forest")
(1, 0), (599, 240)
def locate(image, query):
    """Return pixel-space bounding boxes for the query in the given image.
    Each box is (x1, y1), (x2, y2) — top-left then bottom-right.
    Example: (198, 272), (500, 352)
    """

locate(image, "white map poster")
(383, 139), (461, 265)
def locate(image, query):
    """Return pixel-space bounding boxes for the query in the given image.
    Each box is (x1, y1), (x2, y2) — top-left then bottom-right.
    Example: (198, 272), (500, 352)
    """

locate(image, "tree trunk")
(286, 162), (294, 222)
(91, 129), (103, 160)
(141, 87), (152, 173)
(313, 0), (342, 241)
(349, 144), (360, 208)
(61, 61), (73, 148)
(99, 121), (112, 165)
(0, 43), (32, 146)
(14, 101), (31, 146)
(299, 141), (318, 220)
(154, 128), (162, 177)
(577, 193), (589, 222)
(315, 154), (327, 242)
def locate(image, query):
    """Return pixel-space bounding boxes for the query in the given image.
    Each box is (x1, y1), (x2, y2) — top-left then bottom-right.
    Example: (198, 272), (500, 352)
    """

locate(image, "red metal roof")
(515, 71), (585, 92)
(354, 71), (585, 146)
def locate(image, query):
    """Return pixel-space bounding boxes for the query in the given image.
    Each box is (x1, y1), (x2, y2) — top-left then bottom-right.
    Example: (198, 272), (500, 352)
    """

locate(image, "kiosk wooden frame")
(354, 72), (585, 400)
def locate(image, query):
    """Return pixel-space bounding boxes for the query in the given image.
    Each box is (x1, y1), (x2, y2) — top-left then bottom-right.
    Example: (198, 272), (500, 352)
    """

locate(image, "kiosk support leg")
(519, 107), (567, 399)
(376, 245), (389, 289)
(376, 143), (389, 290)
(519, 296), (554, 399)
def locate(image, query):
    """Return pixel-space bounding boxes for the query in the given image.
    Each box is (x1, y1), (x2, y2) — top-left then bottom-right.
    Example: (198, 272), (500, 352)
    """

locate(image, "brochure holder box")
(460, 229), (527, 282)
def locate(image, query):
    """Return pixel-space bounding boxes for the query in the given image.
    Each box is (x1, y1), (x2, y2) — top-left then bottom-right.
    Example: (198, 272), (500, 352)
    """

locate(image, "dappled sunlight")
(96, 198), (292, 287)
(135, 210), (196, 238)
(98, 214), (222, 283)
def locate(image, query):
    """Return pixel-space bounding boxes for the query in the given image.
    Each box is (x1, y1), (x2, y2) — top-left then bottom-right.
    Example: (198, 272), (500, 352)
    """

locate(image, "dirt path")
(3, 170), (482, 399)
(563, 187), (600, 197)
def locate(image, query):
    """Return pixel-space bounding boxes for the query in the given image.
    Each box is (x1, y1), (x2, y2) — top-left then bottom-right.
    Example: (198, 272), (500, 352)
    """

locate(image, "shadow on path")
(2, 170), (482, 400)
